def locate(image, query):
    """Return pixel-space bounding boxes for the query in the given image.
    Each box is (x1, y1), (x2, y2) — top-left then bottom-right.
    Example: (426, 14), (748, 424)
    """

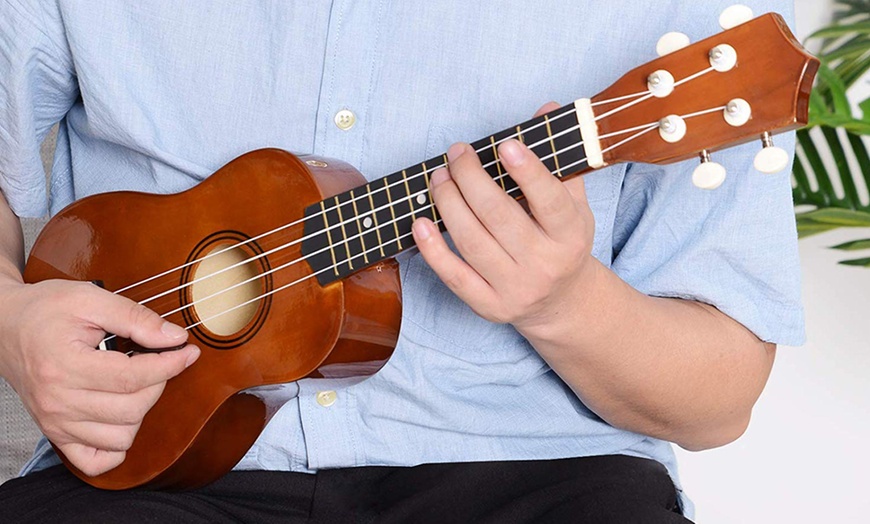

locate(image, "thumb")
(80, 287), (188, 350)
(533, 101), (561, 118)
(59, 442), (126, 478)
(564, 176), (589, 207)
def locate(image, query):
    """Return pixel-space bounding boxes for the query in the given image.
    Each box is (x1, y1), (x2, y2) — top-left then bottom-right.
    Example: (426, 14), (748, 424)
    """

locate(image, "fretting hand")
(411, 103), (598, 336)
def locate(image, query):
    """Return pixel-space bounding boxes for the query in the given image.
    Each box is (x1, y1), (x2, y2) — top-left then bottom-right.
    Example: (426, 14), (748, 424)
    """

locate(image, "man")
(0, 1), (804, 522)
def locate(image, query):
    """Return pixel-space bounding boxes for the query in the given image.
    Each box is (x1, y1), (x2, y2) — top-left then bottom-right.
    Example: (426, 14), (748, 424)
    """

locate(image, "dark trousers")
(0, 455), (691, 523)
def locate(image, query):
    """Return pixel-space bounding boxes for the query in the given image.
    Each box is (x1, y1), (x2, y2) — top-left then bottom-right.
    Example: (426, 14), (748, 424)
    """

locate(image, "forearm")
(520, 259), (776, 451)
(0, 192), (25, 284)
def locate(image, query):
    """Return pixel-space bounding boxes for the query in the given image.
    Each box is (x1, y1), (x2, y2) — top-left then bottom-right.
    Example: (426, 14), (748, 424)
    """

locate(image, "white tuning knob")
(693, 151), (727, 190)
(719, 5), (754, 30)
(647, 70), (675, 98)
(754, 133), (790, 174)
(657, 32), (691, 56)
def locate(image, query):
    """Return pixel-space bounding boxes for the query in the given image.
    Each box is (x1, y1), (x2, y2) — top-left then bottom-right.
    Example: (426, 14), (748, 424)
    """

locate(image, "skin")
(0, 103), (774, 477)
(411, 102), (776, 451)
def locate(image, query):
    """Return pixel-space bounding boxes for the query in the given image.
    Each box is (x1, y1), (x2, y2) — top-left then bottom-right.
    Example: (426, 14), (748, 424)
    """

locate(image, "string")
(99, 61), (728, 342)
(180, 131), (634, 333)
(132, 121), (589, 307)
(100, 103), (728, 345)
(111, 107), (580, 296)
(132, 105), (678, 309)
(111, 66), (700, 299)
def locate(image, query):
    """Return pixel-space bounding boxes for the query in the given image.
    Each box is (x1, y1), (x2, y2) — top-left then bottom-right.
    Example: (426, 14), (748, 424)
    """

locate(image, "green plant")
(792, 0), (870, 266)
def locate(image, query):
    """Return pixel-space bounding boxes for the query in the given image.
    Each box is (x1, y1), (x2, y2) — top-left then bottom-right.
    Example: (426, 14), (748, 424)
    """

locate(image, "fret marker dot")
(363, 217), (373, 229)
(416, 194), (427, 205)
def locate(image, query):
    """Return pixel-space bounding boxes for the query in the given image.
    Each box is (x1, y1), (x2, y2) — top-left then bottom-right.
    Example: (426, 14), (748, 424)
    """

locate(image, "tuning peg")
(693, 150), (727, 190)
(657, 32), (690, 56)
(647, 70), (675, 98)
(719, 5), (754, 30)
(754, 132), (790, 174)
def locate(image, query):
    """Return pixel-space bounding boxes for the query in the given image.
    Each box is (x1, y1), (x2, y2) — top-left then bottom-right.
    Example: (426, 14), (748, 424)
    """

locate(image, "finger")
(445, 143), (537, 253)
(71, 343), (199, 394)
(69, 382), (165, 425)
(58, 442), (127, 477)
(61, 420), (141, 453)
(498, 139), (583, 242)
(412, 218), (499, 312)
(76, 285), (189, 350)
(428, 164), (513, 274)
(533, 101), (561, 118)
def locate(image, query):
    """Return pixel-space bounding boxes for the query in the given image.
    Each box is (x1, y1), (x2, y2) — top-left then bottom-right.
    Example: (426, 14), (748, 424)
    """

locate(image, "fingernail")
(446, 143), (467, 162)
(185, 347), (201, 368)
(499, 140), (524, 166)
(430, 168), (450, 187)
(413, 219), (432, 241)
(161, 321), (187, 339)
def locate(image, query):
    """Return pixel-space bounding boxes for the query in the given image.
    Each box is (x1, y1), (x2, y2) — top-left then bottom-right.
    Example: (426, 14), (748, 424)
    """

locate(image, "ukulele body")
(23, 149), (402, 490)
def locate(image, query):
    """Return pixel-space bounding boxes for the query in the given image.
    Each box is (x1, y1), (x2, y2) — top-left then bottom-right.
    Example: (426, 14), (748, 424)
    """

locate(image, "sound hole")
(191, 244), (263, 336)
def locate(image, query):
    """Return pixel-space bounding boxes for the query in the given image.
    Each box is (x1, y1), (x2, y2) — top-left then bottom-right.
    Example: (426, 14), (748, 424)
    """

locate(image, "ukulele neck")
(301, 102), (590, 286)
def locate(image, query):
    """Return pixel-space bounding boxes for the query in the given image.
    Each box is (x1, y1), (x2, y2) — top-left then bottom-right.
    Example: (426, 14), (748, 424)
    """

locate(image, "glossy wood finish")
(24, 149), (402, 490)
(592, 14), (818, 166)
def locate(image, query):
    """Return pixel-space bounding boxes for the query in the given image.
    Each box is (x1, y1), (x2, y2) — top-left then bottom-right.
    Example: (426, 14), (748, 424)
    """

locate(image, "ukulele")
(24, 12), (818, 490)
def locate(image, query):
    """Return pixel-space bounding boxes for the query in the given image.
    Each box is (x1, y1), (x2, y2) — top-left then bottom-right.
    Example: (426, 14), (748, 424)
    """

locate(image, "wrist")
(514, 257), (612, 347)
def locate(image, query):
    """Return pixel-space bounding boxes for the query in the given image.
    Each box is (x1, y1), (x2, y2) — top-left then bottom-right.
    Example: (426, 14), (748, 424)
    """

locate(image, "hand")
(0, 279), (200, 477)
(411, 103), (598, 335)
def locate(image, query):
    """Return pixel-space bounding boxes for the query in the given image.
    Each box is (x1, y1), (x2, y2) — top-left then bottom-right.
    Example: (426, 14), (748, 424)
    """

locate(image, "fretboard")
(302, 103), (588, 286)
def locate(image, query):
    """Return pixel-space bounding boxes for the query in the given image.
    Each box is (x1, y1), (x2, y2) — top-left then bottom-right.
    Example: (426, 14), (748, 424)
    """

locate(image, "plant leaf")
(809, 20), (870, 41)
(831, 239), (870, 250)
(818, 63), (853, 117)
(839, 257), (870, 267)
(797, 222), (840, 238)
(797, 209), (870, 227)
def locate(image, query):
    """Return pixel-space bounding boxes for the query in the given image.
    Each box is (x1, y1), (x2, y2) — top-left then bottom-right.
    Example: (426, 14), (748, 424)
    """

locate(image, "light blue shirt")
(2, 0), (805, 516)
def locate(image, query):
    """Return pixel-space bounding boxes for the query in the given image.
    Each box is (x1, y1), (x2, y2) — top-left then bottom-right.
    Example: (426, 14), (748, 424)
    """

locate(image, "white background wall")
(676, 1), (870, 522)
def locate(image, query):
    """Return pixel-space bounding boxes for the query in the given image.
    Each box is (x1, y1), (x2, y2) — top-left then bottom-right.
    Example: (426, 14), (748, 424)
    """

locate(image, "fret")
(490, 136), (507, 191)
(387, 172), (414, 249)
(489, 127), (520, 196)
(401, 170), (417, 222)
(319, 201), (341, 278)
(516, 125), (525, 144)
(421, 161), (439, 225)
(518, 116), (559, 176)
(370, 177), (399, 255)
(383, 177), (403, 251)
(348, 189), (370, 265)
(549, 104), (587, 174)
(406, 162), (435, 224)
(333, 196), (355, 271)
(366, 185), (387, 259)
(338, 192), (367, 269)
(544, 115), (563, 178)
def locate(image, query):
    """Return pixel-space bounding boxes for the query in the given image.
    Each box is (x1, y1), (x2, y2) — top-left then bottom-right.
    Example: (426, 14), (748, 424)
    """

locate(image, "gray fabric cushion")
(1, 129), (55, 482)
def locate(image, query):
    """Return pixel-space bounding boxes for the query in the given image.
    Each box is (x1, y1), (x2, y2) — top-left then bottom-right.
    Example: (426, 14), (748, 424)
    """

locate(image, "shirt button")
(334, 109), (357, 131)
(316, 390), (338, 407)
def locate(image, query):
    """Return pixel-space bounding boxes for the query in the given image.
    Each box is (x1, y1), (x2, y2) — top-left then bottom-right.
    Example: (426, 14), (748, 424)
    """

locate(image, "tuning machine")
(693, 150), (727, 190)
(719, 5), (754, 30)
(657, 32), (691, 57)
(754, 132), (790, 174)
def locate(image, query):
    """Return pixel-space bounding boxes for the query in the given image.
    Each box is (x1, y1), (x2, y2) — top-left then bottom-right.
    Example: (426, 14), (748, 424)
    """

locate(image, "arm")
(412, 105), (778, 451)
(517, 256), (775, 451)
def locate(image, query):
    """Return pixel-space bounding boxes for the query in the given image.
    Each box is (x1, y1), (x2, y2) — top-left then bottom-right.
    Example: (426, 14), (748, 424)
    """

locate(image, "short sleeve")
(611, 134), (805, 346)
(0, 0), (78, 217)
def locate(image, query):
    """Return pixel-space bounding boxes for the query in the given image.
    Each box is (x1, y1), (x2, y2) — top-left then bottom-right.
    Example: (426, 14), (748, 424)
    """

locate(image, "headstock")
(583, 10), (818, 189)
